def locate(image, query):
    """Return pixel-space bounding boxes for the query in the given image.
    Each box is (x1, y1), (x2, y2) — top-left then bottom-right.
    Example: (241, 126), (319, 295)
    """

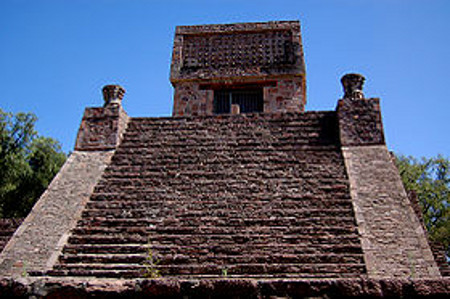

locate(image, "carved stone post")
(341, 73), (365, 100)
(103, 85), (126, 107)
(336, 73), (384, 146)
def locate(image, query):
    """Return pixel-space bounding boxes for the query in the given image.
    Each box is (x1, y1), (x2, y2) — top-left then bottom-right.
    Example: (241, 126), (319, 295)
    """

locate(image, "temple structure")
(0, 21), (448, 298)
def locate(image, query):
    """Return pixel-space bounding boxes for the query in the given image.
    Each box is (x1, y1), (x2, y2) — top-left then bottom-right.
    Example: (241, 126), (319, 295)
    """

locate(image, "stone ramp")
(48, 112), (366, 278)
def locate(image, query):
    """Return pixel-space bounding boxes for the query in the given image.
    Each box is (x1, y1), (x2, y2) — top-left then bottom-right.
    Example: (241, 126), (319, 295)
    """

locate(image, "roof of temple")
(170, 21), (305, 83)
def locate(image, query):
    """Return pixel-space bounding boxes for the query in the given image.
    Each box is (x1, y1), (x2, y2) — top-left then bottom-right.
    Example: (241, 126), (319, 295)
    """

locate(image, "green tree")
(395, 154), (449, 257)
(0, 108), (67, 218)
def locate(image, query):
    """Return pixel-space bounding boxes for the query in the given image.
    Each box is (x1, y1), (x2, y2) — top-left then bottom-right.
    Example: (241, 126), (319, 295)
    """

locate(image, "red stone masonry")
(336, 98), (385, 146)
(48, 112), (368, 279)
(75, 105), (129, 151)
(170, 21), (306, 116)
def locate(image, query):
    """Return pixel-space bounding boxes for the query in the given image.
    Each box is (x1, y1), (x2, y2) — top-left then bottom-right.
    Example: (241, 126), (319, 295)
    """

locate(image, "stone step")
(76, 216), (358, 228)
(146, 235), (361, 246)
(62, 243), (364, 255)
(121, 128), (327, 138)
(158, 263), (366, 276)
(67, 234), (148, 244)
(88, 192), (350, 201)
(151, 243), (364, 254)
(71, 225), (358, 236)
(51, 262), (365, 277)
(67, 233), (361, 247)
(48, 268), (141, 278)
(123, 122), (330, 134)
(84, 199), (354, 210)
(90, 190), (351, 201)
(76, 218), (160, 227)
(121, 128), (327, 136)
(124, 119), (329, 130)
(80, 208), (356, 219)
(47, 269), (361, 279)
(119, 142), (335, 151)
(63, 244), (146, 254)
(58, 253), (364, 265)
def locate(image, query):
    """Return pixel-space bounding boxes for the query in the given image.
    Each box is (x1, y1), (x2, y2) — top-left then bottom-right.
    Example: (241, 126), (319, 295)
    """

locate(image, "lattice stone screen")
(182, 30), (295, 70)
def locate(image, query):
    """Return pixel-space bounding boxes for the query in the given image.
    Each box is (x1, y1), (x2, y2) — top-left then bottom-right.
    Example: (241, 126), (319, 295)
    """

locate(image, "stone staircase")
(48, 112), (366, 278)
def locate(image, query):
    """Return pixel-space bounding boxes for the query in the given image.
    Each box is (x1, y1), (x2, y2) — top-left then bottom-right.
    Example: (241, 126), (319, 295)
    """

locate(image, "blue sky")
(1, 0), (449, 157)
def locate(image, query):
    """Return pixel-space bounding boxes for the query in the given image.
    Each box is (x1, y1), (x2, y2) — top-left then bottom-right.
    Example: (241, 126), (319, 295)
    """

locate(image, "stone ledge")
(175, 20), (300, 35)
(0, 277), (448, 298)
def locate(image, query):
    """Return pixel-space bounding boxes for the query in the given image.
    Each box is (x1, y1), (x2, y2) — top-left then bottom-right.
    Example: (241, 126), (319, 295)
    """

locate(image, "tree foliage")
(395, 154), (449, 256)
(0, 108), (67, 218)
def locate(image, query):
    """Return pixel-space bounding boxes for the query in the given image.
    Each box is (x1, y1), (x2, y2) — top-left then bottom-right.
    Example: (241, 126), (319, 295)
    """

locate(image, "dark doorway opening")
(214, 89), (263, 114)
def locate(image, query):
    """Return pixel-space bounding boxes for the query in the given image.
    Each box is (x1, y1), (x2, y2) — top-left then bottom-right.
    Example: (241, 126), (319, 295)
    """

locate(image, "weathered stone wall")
(0, 151), (114, 277)
(172, 82), (212, 116)
(337, 98), (384, 146)
(342, 145), (440, 278)
(264, 78), (305, 112)
(75, 105), (129, 151)
(170, 21), (306, 117)
(172, 78), (304, 116)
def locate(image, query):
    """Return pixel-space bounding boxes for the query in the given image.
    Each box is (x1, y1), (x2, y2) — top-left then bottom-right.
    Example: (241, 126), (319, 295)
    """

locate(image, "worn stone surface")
(172, 82), (212, 116)
(172, 78), (304, 116)
(75, 105), (129, 151)
(337, 98), (385, 146)
(0, 277), (449, 298)
(0, 151), (114, 277)
(342, 145), (441, 278)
